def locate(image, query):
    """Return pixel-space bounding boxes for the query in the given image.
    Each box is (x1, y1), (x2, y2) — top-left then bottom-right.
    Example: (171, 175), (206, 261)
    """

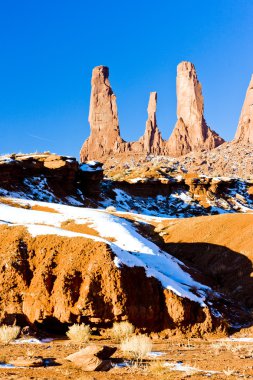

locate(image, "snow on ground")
(0, 198), (211, 305)
(165, 361), (221, 375)
(12, 338), (54, 344)
(219, 337), (253, 343)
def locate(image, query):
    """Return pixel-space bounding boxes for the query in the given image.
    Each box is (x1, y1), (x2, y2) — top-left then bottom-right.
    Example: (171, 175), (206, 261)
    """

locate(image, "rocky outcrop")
(235, 75), (253, 143)
(166, 62), (224, 156)
(80, 66), (125, 162)
(80, 63), (225, 163)
(0, 153), (103, 204)
(138, 92), (164, 154)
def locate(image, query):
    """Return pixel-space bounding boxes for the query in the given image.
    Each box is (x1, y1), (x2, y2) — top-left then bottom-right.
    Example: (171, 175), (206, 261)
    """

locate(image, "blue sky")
(0, 0), (252, 158)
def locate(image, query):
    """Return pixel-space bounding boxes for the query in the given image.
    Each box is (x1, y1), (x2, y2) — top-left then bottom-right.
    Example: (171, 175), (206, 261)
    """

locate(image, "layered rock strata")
(0, 153), (103, 203)
(235, 75), (253, 143)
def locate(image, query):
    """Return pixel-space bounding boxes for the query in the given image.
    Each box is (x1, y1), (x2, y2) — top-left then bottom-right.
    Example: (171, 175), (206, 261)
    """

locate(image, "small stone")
(9, 356), (44, 367)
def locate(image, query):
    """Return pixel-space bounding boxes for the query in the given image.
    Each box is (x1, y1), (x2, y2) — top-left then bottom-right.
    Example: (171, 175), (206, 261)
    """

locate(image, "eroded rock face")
(80, 66), (124, 161)
(139, 92), (164, 154)
(166, 61), (224, 156)
(235, 75), (253, 143)
(0, 153), (103, 204)
(0, 225), (223, 336)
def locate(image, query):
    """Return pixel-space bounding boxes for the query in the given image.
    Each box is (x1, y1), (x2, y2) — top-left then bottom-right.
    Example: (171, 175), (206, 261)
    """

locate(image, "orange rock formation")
(166, 62), (224, 156)
(138, 92), (164, 154)
(80, 62), (225, 162)
(235, 74), (253, 143)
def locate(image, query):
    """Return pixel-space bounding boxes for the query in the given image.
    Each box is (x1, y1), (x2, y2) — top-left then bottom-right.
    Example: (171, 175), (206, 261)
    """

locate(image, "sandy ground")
(0, 336), (253, 379)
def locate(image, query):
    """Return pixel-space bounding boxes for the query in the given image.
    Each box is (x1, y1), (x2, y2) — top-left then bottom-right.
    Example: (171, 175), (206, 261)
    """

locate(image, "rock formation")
(0, 224), (222, 335)
(166, 61), (224, 156)
(138, 92), (164, 154)
(0, 153), (103, 205)
(80, 66), (124, 162)
(235, 74), (253, 143)
(80, 62), (225, 162)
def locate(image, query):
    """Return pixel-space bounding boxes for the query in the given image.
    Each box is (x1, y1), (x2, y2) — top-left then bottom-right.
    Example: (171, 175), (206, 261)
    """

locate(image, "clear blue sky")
(0, 0), (252, 159)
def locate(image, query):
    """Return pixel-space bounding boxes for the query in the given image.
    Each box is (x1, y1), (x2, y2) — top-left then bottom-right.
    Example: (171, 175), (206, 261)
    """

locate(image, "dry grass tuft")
(120, 334), (152, 362)
(111, 321), (134, 343)
(66, 323), (90, 343)
(147, 360), (169, 376)
(0, 325), (21, 344)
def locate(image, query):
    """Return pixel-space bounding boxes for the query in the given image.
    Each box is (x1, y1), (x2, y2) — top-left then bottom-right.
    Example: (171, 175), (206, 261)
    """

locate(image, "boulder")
(66, 345), (116, 360)
(65, 345), (116, 371)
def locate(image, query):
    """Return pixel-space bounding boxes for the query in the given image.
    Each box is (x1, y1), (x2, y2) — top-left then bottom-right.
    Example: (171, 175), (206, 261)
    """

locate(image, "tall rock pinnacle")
(139, 92), (164, 154)
(235, 75), (253, 143)
(80, 66), (123, 161)
(166, 61), (224, 156)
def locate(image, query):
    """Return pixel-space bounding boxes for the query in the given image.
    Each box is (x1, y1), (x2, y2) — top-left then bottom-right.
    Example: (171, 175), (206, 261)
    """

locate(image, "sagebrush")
(66, 323), (90, 343)
(0, 325), (21, 344)
(111, 321), (134, 342)
(120, 334), (152, 362)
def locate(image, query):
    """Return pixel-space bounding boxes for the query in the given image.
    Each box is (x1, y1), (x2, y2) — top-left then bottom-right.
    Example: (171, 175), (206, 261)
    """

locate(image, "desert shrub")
(106, 206), (116, 212)
(0, 325), (21, 344)
(66, 323), (90, 343)
(111, 321), (134, 342)
(120, 334), (152, 362)
(147, 360), (168, 376)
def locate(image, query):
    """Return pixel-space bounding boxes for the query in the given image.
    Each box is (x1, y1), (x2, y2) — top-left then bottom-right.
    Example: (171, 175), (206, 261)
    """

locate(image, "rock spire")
(80, 62), (225, 163)
(166, 61), (224, 156)
(235, 75), (253, 143)
(80, 66), (123, 161)
(139, 92), (164, 154)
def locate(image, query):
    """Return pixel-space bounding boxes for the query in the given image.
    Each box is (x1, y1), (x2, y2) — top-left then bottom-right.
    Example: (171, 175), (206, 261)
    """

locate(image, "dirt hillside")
(156, 213), (253, 310)
(0, 224), (220, 336)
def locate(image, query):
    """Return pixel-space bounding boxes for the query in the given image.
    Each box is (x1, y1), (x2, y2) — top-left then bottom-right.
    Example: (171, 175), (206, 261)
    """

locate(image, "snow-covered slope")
(0, 198), (211, 305)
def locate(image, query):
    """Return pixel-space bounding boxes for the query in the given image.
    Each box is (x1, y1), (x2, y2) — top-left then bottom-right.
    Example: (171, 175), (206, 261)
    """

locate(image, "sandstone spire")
(235, 75), (253, 143)
(80, 66), (123, 162)
(166, 61), (224, 156)
(139, 92), (164, 154)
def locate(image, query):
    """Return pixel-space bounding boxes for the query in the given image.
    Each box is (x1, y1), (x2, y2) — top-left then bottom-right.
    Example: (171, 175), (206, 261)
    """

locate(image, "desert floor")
(0, 335), (253, 379)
